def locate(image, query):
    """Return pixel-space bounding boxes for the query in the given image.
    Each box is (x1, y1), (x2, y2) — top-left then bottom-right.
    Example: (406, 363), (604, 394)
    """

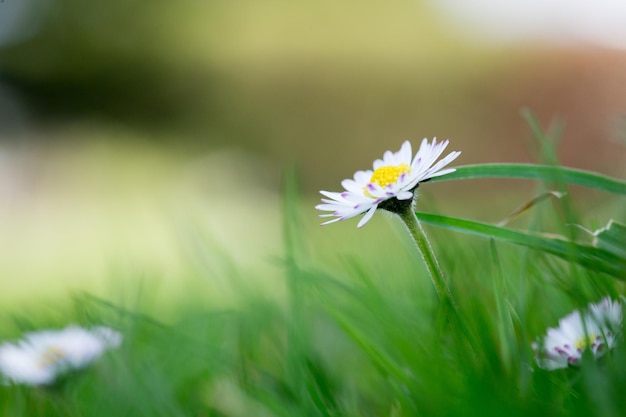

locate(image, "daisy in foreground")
(533, 297), (622, 370)
(316, 138), (460, 228)
(316, 138), (460, 306)
(0, 325), (122, 385)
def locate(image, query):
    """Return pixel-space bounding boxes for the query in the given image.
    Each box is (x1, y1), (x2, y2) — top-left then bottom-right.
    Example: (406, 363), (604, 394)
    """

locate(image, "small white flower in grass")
(533, 297), (622, 370)
(316, 138), (461, 228)
(0, 325), (122, 385)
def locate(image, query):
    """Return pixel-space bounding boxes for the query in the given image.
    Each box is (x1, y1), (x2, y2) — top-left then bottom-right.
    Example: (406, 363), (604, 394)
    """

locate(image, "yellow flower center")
(370, 163), (411, 188)
(362, 163), (412, 198)
(576, 334), (599, 350)
(39, 346), (64, 368)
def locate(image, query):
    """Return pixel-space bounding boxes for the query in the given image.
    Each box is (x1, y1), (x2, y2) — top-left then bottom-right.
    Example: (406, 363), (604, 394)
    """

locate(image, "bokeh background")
(1, 0), (626, 313)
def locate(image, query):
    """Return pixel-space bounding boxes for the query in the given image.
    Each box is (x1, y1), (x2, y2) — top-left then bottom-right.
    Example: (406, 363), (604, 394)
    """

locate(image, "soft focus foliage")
(1, 1), (626, 416)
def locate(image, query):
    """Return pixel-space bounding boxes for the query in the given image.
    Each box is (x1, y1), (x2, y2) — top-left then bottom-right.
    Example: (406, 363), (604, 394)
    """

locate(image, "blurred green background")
(1, 0), (625, 311)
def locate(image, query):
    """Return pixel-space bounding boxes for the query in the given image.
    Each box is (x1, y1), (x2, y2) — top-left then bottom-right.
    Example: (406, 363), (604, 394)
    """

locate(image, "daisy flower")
(0, 325), (122, 385)
(533, 297), (622, 370)
(316, 138), (461, 228)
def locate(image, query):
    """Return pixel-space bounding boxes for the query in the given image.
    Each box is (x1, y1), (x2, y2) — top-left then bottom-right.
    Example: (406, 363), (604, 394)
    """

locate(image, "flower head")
(533, 297), (622, 370)
(316, 138), (461, 228)
(0, 325), (122, 385)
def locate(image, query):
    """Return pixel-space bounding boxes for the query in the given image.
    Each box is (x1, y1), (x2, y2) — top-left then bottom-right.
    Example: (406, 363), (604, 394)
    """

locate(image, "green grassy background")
(1, 0), (626, 415)
(1, 167), (625, 416)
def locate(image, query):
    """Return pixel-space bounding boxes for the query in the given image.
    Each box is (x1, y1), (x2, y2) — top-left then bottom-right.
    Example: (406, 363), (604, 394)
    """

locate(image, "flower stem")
(397, 205), (458, 311)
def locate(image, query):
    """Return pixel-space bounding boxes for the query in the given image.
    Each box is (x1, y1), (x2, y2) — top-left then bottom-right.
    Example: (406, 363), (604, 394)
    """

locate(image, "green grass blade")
(489, 239), (514, 373)
(415, 211), (626, 280)
(427, 164), (626, 196)
(593, 220), (626, 260)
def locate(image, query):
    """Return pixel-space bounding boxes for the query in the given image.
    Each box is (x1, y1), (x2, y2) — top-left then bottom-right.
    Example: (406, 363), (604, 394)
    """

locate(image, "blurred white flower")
(316, 138), (460, 228)
(533, 297), (622, 370)
(588, 296), (623, 330)
(0, 325), (122, 385)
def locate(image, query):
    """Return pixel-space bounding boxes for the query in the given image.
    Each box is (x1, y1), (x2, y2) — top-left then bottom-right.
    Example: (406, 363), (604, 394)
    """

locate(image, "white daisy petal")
(341, 179), (367, 194)
(319, 190), (346, 201)
(315, 138), (460, 227)
(588, 297), (622, 330)
(398, 141), (412, 164)
(315, 204), (341, 212)
(357, 205), (378, 228)
(320, 217), (344, 226)
(424, 168), (456, 180)
(414, 140), (448, 173)
(420, 151), (462, 180)
(365, 182), (385, 197)
(382, 150), (396, 165)
(372, 159), (386, 169)
(354, 170), (373, 183)
(414, 138), (431, 162)
(0, 344), (56, 385)
(413, 138), (438, 166)
(396, 191), (414, 200)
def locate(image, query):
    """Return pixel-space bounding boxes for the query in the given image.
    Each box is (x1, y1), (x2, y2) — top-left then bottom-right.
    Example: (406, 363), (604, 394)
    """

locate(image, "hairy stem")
(397, 205), (458, 311)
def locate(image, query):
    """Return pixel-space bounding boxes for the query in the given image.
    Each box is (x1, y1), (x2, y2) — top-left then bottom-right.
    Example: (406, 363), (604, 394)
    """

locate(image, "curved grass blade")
(427, 164), (626, 196)
(496, 191), (565, 227)
(593, 220), (626, 260)
(415, 212), (626, 280)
